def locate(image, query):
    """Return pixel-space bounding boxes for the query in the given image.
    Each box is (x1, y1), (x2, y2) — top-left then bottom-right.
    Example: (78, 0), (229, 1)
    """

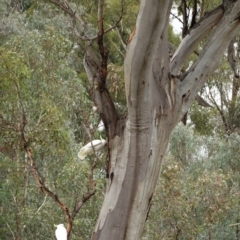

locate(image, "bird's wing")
(86, 140), (102, 147)
(78, 139), (106, 160)
(78, 148), (88, 160)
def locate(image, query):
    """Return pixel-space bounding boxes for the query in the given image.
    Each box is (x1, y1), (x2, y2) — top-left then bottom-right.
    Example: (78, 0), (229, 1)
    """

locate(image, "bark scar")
(145, 193), (153, 222)
(128, 26), (136, 44)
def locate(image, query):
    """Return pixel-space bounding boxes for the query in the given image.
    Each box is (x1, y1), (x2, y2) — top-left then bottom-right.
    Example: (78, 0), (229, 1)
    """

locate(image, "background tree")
(0, 2), (105, 239)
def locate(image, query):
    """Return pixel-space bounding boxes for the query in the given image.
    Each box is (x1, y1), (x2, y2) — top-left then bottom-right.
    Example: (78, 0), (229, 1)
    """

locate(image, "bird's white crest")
(55, 224), (67, 240)
(77, 138), (107, 160)
(97, 120), (105, 132)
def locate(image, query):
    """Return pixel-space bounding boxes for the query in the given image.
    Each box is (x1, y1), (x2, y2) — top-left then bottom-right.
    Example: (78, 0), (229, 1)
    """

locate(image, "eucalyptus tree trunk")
(49, 0), (240, 239)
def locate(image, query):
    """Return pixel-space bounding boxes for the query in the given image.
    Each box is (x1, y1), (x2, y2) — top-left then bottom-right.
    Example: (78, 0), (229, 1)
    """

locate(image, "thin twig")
(109, 37), (125, 58)
(49, 0), (89, 40)
(7, 223), (15, 240)
(72, 189), (96, 219)
(113, 26), (127, 51)
(94, 0), (124, 40)
(170, 12), (184, 24)
(36, 195), (48, 214)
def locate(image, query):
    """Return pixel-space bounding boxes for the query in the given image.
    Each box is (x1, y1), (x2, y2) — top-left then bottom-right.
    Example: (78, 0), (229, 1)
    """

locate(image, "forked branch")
(48, 0), (123, 138)
(179, 1), (240, 115)
(171, 5), (224, 76)
(20, 110), (97, 238)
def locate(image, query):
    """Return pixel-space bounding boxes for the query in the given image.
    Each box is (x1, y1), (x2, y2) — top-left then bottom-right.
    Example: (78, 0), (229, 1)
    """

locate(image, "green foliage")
(143, 125), (240, 240)
(190, 104), (215, 136)
(0, 2), (105, 239)
(168, 24), (181, 48)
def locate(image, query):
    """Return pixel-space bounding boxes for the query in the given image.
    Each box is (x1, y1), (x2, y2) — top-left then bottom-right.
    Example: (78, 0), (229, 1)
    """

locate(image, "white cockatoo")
(78, 137), (107, 160)
(54, 224), (67, 240)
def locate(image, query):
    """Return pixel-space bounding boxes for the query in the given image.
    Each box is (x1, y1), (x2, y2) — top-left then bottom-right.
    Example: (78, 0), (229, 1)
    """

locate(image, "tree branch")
(97, 0), (108, 86)
(24, 146), (73, 235)
(190, 0), (198, 28)
(195, 94), (212, 107)
(48, 0), (89, 40)
(48, 0), (122, 138)
(170, 12), (183, 24)
(72, 189), (96, 219)
(19, 106), (96, 239)
(179, 0), (240, 117)
(72, 152), (97, 219)
(48, 0), (124, 41)
(180, 0), (189, 37)
(209, 87), (229, 132)
(171, 5), (224, 76)
(7, 223), (15, 240)
(228, 37), (240, 78)
(83, 45), (119, 138)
